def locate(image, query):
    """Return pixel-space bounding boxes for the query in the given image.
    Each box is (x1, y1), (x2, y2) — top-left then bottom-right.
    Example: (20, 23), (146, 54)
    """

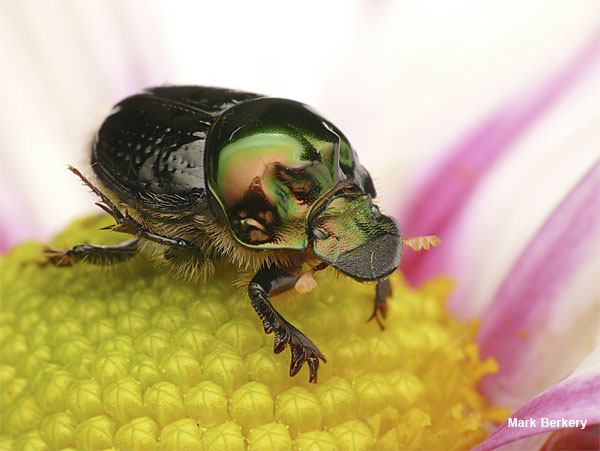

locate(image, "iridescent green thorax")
(206, 98), (375, 250)
(211, 131), (336, 249)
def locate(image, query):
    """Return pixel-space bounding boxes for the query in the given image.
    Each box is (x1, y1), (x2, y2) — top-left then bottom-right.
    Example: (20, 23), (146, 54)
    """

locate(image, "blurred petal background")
(1, 0), (599, 447)
(2, 0), (598, 248)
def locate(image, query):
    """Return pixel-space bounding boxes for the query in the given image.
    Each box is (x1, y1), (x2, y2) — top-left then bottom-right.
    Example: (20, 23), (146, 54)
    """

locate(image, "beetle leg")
(41, 238), (140, 267)
(110, 216), (195, 250)
(68, 166), (127, 222)
(248, 265), (327, 383)
(368, 279), (392, 330)
(68, 165), (199, 251)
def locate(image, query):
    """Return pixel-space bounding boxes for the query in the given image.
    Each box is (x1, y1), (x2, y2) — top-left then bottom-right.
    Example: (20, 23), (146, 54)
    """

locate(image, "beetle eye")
(313, 228), (328, 240)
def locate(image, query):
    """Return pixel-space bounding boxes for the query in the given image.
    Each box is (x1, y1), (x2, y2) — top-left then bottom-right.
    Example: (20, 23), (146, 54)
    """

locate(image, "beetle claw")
(266, 317), (326, 383)
(279, 326), (326, 383)
(288, 340), (326, 383)
(273, 333), (287, 354)
(368, 294), (388, 331)
(307, 352), (327, 383)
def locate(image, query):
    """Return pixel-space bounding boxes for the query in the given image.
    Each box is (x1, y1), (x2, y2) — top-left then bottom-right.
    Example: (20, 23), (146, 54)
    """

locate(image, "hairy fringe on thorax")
(129, 206), (300, 285)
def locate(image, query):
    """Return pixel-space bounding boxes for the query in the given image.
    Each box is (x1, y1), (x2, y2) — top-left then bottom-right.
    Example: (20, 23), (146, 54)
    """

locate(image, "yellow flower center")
(0, 216), (508, 450)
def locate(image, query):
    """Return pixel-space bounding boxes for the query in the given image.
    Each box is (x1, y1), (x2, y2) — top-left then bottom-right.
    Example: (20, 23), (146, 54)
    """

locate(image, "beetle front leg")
(368, 279), (392, 330)
(248, 265), (327, 383)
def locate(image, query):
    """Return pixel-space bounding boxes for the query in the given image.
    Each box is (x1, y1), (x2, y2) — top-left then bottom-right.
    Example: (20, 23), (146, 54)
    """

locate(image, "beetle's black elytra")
(44, 86), (404, 382)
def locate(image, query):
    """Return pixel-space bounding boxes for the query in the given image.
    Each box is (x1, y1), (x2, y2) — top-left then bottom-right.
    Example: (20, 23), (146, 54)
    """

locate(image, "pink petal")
(398, 32), (600, 286)
(473, 349), (600, 451)
(477, 161), (599, 405)
(541, 424), (599, 449)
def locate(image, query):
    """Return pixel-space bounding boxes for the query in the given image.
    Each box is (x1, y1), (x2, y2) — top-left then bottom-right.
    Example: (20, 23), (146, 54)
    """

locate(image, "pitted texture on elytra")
(0, 216), (509, 449)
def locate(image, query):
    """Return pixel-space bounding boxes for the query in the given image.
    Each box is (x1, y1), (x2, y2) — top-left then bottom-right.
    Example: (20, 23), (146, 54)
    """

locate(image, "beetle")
(44, 86), (438, 382)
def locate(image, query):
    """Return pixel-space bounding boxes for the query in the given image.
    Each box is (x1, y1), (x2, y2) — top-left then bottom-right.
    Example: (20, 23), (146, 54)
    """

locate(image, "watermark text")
(508, 417), (588, 430)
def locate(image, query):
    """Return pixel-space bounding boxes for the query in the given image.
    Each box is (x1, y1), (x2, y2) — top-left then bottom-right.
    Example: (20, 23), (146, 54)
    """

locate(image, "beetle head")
(309, 185), (402, 282)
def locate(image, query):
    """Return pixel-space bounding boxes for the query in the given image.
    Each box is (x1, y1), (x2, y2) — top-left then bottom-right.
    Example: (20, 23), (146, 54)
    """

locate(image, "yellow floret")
(247, 422), (292, 451)
(204, 421), (244, 451)
(0, 216), (509, 449)
(113, 416), (159, 450)
(229, 382), (274, 433)
(184, 381), (229, 427)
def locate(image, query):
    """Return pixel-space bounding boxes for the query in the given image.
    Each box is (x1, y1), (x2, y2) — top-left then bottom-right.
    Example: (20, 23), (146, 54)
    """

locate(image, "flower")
(1, 216), (509, 449)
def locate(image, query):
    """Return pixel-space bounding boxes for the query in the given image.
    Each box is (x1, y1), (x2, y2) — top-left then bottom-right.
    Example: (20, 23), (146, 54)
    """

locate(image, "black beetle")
(44, 86), (438, 382)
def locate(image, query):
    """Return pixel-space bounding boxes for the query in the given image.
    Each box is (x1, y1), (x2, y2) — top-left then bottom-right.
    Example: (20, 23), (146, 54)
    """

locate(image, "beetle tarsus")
(250, 284), (325, 383)
(41, 238), (140, 267)
(368, 279), (392, 330)
(249, 265), (326, 383)
(68, 166), (126, 222)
